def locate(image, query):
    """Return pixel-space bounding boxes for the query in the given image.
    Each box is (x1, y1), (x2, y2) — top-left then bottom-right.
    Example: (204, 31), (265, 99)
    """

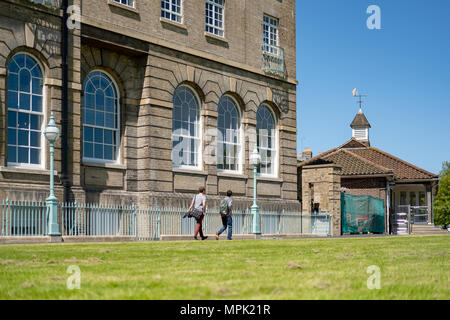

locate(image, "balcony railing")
(261, 44), (285, 77)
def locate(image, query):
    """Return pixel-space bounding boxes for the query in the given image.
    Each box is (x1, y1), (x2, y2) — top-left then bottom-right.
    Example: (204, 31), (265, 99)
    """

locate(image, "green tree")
(434, 161), (450, 227)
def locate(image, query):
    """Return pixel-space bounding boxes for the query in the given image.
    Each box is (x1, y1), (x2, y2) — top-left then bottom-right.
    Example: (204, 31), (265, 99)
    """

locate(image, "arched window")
(217, 96), (241, 172)
(172, 85), (201, 168)
(7, 53), (44, 166)
(256, 104), (277, 176)
(82, 71), (120, 162)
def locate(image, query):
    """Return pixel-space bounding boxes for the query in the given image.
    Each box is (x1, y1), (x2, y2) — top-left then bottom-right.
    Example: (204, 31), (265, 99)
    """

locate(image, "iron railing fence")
(0, 199), (48, 236)
(392, 205), (430, 235)
(1, 200), (331, 239)
(410, 206), (429, 224)
(60, 202), (136, 237)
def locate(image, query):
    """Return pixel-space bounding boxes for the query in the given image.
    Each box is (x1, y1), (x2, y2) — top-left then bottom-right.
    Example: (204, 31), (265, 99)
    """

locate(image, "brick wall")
(341, 178), (387, 200)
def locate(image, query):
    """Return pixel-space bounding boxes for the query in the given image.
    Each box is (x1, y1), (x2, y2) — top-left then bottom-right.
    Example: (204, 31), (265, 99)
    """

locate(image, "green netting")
(341, 193), (385, 234)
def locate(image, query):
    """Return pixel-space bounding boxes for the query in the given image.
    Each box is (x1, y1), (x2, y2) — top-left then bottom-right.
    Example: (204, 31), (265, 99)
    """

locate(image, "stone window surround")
(263, 14), (279, 54)
(6, 52), (47, 171)
(81, 70), (121, 165)
(256, 103), (279, 179)
(205, 0), (225, 38)
(108, 0), (139, 13)
(161, 0), (183, 24)
(216, 95), (244, 175)
(171, 84), (203, 171)
(79, 67), (121, 169)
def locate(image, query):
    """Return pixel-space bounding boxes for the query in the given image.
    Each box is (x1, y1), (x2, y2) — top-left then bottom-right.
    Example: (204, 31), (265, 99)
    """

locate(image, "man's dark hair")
(226, 190), (232, 197)
(199, 186), (205, 193)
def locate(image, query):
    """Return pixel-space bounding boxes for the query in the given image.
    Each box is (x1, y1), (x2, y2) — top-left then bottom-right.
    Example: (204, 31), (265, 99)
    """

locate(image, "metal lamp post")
(249, 144), (261, 235)
(44, 113), (60, 236)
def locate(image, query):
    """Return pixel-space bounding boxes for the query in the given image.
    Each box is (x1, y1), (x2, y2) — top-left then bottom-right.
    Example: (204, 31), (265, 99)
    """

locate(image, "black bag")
(183, 195), (203, 219)
(189, 208), (203, 220)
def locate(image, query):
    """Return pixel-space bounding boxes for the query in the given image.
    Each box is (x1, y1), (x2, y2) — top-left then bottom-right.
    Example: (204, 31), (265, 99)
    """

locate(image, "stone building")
(0, 0), (299, 211)
(298, 108), (439, 235)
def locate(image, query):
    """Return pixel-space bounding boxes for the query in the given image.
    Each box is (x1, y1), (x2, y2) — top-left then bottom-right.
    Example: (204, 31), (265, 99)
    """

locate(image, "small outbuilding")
(298, 108), (439, 235)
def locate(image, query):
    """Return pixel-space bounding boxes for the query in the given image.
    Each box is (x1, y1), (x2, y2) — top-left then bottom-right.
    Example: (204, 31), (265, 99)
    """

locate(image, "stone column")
(301, 164), (342, 235)
(0, 66), (6, 166)
(68, 0), (82, 200)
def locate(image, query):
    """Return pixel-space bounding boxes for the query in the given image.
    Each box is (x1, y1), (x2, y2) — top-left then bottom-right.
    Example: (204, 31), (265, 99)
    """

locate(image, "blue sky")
(296, 0), (450, 175)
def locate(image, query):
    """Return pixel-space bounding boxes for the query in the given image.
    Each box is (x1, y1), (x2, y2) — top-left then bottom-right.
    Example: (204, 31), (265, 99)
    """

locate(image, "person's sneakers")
(201, 236), (208, 240)
(215, 232), (219, 240)
(193, 237), (199, 240)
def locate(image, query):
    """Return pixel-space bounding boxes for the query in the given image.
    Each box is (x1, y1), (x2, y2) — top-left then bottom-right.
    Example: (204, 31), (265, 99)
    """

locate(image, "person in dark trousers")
(216, 190), (233, 240)
(187, 186), (208, 240)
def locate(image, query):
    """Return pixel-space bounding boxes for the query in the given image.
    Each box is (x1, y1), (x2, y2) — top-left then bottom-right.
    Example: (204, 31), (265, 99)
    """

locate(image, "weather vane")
(352, 88), (368, 111)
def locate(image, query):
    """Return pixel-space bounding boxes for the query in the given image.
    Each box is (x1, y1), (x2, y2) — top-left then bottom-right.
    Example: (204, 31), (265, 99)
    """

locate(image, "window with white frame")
(112, 0), (134, 8)
(7, 53), (44, 167)
(161, 0), (182, 23)
(256, 104), (277, 176)
(82, 71), (120, 162)
(217, 96), (241, 172)
(172, 86), (201, 168)
(205, 0), (224, 37)
(263, 15), (279, 54)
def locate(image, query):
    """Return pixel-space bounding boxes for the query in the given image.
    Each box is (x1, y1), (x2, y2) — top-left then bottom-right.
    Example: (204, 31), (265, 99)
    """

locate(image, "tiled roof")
(323, 149), (392, 176)
(297, 148), (338, 167)
(349, 147), (438, 180)
(298, 138), (438, 181)
(339, 139), (368, 149)
(350, 110), (371, 128)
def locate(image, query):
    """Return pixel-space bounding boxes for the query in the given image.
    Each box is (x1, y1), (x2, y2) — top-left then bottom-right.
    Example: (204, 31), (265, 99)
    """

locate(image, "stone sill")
(204, 32), (229, 44)
(0, 166), (57, 177)
(257, 176), (283, 183)
(82, 162), (127, 170)
(172, 168), (208, 176)
(160, 17), (187, 31)
(217, 171), (248, 179)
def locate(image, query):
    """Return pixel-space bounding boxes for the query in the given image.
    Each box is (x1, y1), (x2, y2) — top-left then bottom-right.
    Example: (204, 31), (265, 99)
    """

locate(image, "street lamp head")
(249, 144), (261, 166)
(44, 113), (60, 143)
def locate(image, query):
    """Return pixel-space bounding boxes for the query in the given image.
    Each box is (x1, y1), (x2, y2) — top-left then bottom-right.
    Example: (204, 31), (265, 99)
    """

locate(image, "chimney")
(298, 148), (313, 161)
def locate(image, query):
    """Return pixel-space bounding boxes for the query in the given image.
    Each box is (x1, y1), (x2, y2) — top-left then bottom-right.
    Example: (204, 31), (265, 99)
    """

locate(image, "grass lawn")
(0, 235), (449, 300)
